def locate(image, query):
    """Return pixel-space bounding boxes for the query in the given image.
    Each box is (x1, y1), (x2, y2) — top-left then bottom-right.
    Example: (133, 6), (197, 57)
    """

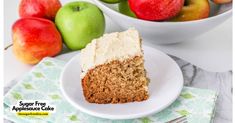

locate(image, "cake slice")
(80, 29), (149, 104)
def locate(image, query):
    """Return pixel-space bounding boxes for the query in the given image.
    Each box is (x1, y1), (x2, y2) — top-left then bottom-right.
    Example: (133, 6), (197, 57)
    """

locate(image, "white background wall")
(4, 0), (20, 47)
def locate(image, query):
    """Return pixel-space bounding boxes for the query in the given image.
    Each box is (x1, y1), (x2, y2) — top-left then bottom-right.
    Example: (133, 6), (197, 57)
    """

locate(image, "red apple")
(128, 0), (184, 21)
(170, 0), (210, 21)
(12, 17), (62, 64)
(19, 0), (62, 20)
(213, 0), (232, 4)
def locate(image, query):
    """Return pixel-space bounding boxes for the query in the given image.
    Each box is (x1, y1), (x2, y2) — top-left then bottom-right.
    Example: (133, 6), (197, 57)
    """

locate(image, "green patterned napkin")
(4, 58), (217, 123)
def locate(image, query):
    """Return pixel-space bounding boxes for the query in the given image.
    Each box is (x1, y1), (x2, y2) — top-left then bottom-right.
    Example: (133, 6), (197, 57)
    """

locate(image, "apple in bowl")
(118, 0), (136, 18)
(100, 0), (124, 4)
(94, 0), (232, 44)
(213, 0), (232, 4)
(128, 0), (184, 21)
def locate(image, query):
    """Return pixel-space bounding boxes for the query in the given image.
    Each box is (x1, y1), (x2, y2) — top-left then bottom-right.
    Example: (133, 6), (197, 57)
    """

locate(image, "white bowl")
(92, 0), (232, 44)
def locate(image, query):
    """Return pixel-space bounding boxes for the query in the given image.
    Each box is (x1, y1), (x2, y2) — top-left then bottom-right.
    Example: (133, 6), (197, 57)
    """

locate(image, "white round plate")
(60, 45), (183, 120)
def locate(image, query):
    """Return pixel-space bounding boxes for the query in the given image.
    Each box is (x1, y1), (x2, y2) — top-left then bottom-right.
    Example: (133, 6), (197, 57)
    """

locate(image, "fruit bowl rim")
(92, 0), (232, 25)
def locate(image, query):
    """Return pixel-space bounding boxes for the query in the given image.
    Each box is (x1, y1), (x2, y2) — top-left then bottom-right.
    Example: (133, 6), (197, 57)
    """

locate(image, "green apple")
(100, 0), (123, 4)
(118, 0), (136, 18)
(55, 1), (105, 50)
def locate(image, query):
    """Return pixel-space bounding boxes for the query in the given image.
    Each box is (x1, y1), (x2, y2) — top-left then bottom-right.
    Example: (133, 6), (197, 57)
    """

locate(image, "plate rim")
(60, 45), (184, 120)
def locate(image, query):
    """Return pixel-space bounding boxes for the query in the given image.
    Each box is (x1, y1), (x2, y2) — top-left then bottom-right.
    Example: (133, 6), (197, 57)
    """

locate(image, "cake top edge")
(80, 28), (143, 77)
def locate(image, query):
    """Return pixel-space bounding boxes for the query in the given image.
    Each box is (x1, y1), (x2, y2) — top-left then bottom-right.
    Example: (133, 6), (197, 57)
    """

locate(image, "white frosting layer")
(80, 29), (142, 78)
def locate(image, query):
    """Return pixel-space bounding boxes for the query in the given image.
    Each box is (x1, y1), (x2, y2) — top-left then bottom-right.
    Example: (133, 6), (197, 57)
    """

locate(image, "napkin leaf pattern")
(44, 61), (54, 66)
(176, 110), (190, 116)
(69, 115), (79, 121)
(141, 117), (153, 123)
(4, 58), (218, 123)
(180, 93), (194, 99)
(49, 94), (61, 100)
(33, 72), (44, 78)
(11, 92), (23, 100)
(22, 83), (34, 89)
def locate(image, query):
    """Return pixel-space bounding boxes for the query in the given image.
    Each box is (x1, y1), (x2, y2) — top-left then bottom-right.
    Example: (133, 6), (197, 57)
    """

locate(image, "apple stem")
(73, 6), (80, 11)
(4, 44), (13, 50)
